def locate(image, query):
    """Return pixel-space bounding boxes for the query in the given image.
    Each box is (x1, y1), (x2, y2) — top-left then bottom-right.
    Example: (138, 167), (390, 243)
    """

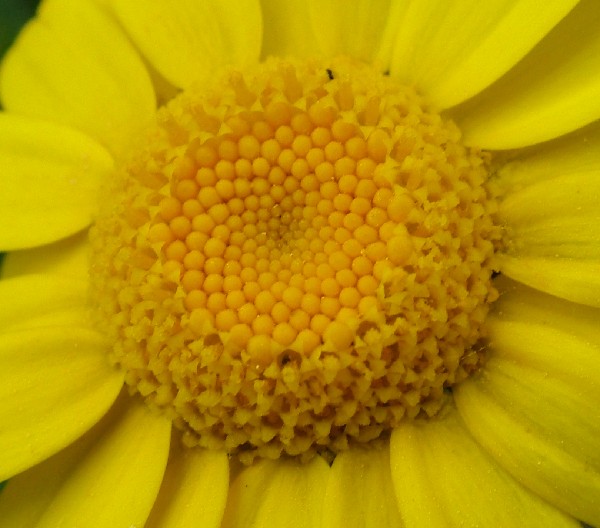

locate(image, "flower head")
(0, 1), (599, 527)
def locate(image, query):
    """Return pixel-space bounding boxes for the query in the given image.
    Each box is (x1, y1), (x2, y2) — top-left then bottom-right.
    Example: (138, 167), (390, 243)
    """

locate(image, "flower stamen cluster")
(90, 58), (500, 462)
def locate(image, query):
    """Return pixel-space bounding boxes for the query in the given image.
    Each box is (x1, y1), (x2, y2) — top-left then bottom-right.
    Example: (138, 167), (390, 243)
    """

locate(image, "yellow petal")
(453, 0), (600, 149)
(0, 114), (111, 251)
(493, 275), (600, 344)
(110, 0), (262, 89)
(322, 445), (402, 528)
(221, 457), (330, 528)
(0, 326), (124, 480)
(455, 317), (600, 526)
(36, 399), (170, 528)
(499, 171), (600, 247)
(1, 230), (89, 280)
(0, 273), (89, 331)
(387, 0), (576, 109)
(260, 0), (320, 59)
(498, 167), (600, 306)
(499, 255), (600, 307)
(0, 397), (171, 528)
(499, 171), (600, 255)
(495, 120), (600, 192)
(390, 404), (579, 528)
(0, 399), (115, 528)
(146, 447), (229, 528)
(0, 0), (155, 157)
(307, 0), (392, 64)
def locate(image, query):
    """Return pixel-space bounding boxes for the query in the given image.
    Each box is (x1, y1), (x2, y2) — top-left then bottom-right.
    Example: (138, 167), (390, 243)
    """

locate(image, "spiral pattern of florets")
(90, 57), (500, 462)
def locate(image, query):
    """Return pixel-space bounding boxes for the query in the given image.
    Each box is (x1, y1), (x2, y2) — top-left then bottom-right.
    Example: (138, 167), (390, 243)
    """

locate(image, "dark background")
(0, 0), (40, 59)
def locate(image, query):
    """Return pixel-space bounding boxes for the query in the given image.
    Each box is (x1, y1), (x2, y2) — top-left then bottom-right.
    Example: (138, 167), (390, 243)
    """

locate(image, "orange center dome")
(90, 57), (500, 463)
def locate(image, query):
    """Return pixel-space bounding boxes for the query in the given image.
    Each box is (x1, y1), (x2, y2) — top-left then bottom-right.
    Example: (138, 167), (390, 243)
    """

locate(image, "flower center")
(90, 57), (500, 463)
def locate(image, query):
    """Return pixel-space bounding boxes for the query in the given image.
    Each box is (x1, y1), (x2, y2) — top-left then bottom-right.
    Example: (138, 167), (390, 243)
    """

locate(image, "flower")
(0, 0), (599, 527)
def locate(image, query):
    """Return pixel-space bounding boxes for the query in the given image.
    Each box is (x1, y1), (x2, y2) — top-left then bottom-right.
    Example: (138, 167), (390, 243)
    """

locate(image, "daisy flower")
(0, 0), (599, 527)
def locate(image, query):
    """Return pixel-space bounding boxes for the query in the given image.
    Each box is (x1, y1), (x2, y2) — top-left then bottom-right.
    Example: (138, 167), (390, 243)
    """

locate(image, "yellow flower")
(0, 0), (599, 527)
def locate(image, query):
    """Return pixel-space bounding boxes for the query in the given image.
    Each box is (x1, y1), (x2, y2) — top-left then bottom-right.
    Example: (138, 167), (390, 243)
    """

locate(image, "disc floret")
(90, 57), (499, 462)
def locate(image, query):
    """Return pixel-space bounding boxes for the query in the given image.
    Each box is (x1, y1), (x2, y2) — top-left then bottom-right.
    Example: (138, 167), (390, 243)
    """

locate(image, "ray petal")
(499, 256), (600, 307)
(498, 170), (600, 307)
(307, 0), (392, 64)
(0, 326), (124, 480)
(259, 0), (320, 59)
(0, 402), (111, 528)
(390, 404), (579, 527)
(221, 457), (330, 528)
(1, 231), (90, 279)
(0, 114), (111, 251)
(110, 0), (262, 89)
(494, 120), (600, 191)
(455, 316), (600, 526)
(453, 0), (600, 149)
(0, 0), (155, 156)
(387, 0), (576, 109)
(0, 273), (89, 331)
(322, 445), (402, 528)
(492, 276), (600, 343)
(0, 397), (171, 528)
(145, 447), (229, 528)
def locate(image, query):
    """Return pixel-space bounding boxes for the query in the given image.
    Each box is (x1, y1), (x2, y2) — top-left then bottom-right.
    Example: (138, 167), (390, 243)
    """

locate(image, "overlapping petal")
(145, 447), (229, 528)
(455, 283), (600, 526)
(306, 0), (392, 65)
(221, 457), (330, 528)
(0, 0), (155, 156)
(387, 0), (576, 109)
(0, 114), (111, 251)
(390, 404), (578, 527)
(0, 325), (123, 481)
(0, 408), (103, 528)
(454, 0), (600, 148)
(490, 277), (600, 342)
(322, 446), (402, 528)
(499, 256), (600, 308)
(260, 0), (320, 59)
(1, 231), (90, 279)
(496, 127), (600, 306)
(110, 0), (262, 89)
(0, 274), (88, 331)
(0, 398), (171, 528)
(494, 120), (600, 190)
